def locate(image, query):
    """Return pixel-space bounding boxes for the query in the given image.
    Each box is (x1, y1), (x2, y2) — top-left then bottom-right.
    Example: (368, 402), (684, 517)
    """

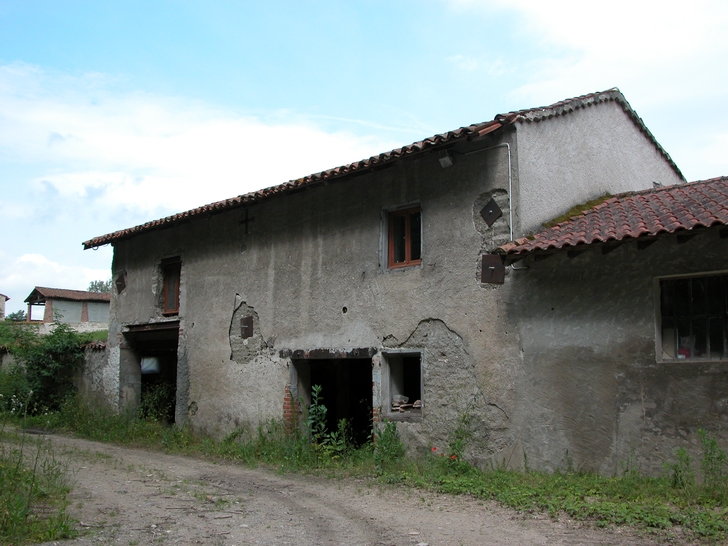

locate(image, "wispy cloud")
(0, 62), (401, 219)
(0, 252), (112, 300)
(444, 0), (728, 107)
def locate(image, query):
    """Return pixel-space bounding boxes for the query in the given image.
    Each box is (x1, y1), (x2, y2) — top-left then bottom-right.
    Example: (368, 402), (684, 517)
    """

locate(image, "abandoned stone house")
(83, 88), (727, 474)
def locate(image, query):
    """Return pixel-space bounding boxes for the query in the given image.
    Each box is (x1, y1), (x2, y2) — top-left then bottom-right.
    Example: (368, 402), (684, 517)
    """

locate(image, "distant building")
(24, 287), (110, 332)
(0, 293), (7, 320)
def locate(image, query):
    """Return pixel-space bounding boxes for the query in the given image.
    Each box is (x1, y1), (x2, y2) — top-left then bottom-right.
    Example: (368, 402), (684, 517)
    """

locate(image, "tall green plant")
(307, 384), (328, 446)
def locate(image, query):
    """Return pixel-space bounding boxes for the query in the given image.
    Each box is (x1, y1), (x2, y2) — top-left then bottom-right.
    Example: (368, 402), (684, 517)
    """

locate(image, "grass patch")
(82, 330), (108, 343)
(4, 395), (728, 542)
(0, 426), (76, 543)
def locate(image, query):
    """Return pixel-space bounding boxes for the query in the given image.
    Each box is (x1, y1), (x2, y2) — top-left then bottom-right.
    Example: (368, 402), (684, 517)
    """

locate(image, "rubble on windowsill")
(392, 399), (422, 413)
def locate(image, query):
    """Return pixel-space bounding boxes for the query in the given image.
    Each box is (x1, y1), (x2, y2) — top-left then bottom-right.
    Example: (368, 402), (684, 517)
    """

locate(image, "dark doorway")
(299, 358), (373, 446)
(124, 322), (179, 424)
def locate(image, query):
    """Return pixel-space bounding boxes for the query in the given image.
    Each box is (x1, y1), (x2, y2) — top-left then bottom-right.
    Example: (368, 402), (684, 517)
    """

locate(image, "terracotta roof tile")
(498, 177), (728, 256)
(24, 287), (111, 304)
(83, 88), (682, 249)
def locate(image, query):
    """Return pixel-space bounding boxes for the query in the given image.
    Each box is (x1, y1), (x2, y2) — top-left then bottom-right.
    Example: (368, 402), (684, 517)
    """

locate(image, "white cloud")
(444, 0), (728, 107)
(0, 251), (112, 314)
(0, 63), (401, 217)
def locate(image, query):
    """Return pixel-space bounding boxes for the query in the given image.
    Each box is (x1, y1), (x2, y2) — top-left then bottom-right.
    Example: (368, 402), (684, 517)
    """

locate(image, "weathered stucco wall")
(87, 301), (110, 322)
(515, 101), (684, 235)
(107, 135), (523, 458)
(51, 300), (84, 322)
(511, 228), (728, 475)
(76, 344), (109, 401)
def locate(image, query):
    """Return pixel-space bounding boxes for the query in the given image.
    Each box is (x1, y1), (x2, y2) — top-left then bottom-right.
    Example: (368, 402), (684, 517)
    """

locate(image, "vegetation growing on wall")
(541, 193), (613, 228)
(0, 321), (88, 414)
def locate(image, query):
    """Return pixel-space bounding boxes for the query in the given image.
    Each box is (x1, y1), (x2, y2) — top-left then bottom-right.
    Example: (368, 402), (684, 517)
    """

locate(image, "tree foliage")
(87, 279), (112, 293)
(4, 310), (27, 321)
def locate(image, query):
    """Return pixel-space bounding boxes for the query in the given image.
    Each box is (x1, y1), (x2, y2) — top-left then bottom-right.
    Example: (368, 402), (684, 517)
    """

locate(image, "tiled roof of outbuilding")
(24, 287), (111, 304)
(498, 177), (728, 257)
(83, 88), (682, 249)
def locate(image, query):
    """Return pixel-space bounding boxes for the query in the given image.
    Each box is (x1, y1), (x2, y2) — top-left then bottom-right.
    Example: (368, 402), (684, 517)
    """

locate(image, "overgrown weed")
(0, 414), (76, 542)
(3, 389), (728, 541)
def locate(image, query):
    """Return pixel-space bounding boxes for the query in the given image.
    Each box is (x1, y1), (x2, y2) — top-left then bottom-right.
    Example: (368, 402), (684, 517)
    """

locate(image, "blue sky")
(2, 0), (728, 315)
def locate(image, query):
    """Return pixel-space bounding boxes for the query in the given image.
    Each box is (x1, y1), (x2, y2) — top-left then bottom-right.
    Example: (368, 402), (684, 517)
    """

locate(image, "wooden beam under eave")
(601, 241), (624, 254)
(637, 239), (657, 250)
(676, 232), (698, 245)
(567, 248), (588, 259)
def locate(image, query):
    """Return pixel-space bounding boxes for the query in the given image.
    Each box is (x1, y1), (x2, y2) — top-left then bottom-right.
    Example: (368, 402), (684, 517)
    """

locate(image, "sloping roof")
(83, 88), (683, 249)
(24, 287), (111, 304)
(498, 176), (728, 257)
(0, 294), (8, 301)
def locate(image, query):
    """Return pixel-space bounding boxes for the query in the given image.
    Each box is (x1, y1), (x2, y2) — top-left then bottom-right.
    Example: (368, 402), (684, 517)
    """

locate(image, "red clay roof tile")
(83, 88), (683, 249)
(24, 287), (111, 304)
(499, 177), (728, 256)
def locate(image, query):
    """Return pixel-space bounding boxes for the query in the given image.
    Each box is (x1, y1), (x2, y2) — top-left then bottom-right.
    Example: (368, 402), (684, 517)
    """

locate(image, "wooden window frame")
(387, 206), (422, 269)
(657, 271), (728, 362)
(161, 259), (181, 316)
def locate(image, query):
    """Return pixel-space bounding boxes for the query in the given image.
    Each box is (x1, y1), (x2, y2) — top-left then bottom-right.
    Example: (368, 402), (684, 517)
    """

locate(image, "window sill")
(383, 410), (423, 422)
(658, 358), (728, 364)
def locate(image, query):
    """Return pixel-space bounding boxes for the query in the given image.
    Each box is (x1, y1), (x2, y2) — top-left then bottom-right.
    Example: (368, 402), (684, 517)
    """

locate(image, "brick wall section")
(282, 385), (300, 431)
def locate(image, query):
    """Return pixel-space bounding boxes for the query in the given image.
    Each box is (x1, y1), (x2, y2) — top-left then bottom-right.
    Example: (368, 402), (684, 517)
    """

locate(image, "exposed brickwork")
(282, 385), (300, 432)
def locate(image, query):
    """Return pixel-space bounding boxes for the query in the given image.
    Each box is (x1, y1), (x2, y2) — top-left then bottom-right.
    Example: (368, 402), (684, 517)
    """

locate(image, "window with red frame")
(388, 207), (421, 268)
(161, 259), (181, 315)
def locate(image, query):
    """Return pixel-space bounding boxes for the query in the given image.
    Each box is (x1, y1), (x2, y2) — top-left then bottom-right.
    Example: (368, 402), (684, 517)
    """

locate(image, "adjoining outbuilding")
(24, 287), (110, 333)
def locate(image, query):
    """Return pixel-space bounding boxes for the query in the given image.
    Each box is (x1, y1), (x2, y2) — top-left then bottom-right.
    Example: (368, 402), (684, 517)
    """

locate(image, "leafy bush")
(14, 324), (84, 413)
(0, 367), (31, 413)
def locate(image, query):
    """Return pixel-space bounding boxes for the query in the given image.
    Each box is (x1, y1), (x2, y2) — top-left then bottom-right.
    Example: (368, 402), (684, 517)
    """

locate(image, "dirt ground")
(22, 432), (696, 546)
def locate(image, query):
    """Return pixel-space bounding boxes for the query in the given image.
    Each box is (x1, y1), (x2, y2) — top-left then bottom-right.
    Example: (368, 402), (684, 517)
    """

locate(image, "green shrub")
(0, 366), (31, 413)
(14, 324), (84, 413)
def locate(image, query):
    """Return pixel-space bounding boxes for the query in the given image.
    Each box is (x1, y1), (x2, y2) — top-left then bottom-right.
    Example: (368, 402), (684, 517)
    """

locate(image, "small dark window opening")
(388, 354), (422, 415)
(660, 274), (728, 360)
(114, 272), (126, 294)
(388, 207), (422, 268)
(162, 259), (181, 316)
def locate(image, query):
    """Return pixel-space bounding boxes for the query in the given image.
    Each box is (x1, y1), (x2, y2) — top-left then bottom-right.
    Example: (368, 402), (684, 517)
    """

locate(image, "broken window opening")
(659, 273), (728, 361)
(383, 352), (422, 418)
(161, 258), (181, 316)
(292, 358), (373, 447)
(388, 206), (422, 269)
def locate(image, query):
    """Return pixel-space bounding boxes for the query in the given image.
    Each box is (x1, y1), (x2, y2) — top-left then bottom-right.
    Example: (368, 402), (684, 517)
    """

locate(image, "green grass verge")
(0, 427), (76, 544)
(6, 396), (728, 542)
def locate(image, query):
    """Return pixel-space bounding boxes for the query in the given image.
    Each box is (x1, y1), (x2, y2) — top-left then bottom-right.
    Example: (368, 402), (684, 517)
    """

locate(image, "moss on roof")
(542, 193), (612, 229)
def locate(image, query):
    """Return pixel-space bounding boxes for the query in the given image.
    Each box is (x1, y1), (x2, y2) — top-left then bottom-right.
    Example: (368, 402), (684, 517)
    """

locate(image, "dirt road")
(30, 433), (678, 546)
